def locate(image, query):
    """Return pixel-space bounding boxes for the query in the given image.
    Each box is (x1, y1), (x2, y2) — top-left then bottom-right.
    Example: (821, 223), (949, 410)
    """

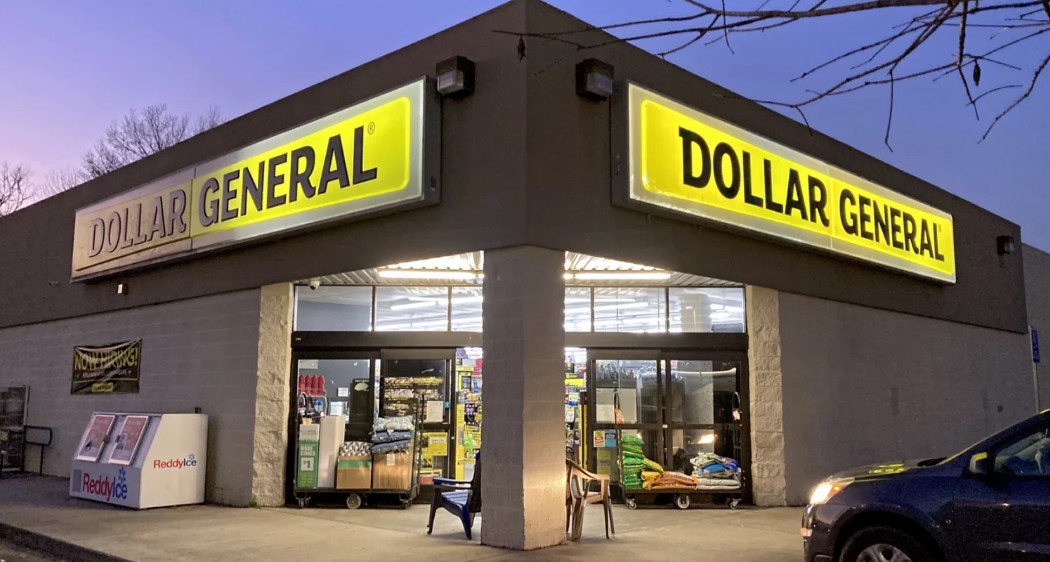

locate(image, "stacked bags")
(690, 452), (743, 489)
(621, 435), (663, 489)
(371, 416), (415, 455)
(649, 471), (698, 490)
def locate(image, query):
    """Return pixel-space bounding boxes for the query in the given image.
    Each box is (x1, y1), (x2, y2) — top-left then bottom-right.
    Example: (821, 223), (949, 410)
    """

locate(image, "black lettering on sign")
(170, 189), (188, 235)
(808, 177), (829, 227)
(763, 160), (783, 213)
(743, 154), (762, 207)
(679, 127), (710, 188)
(221, 170), (240, 222)
(241, 162), (265, 216)
(199, 178), (221, 227)
(858, 195), (873, 241)
(119, 207), (133, 249)
(319, 134), (350, 194)
(889, 208), (903, 250)
(89, 219), (105, 257)
(903, 212), (917, 254)
(873, 201), (889, 245)
(148, 196), (166, 242)
(290, 146), (316, 202)
(131, 204), (147, 245)
(713, 143), (740, 199)
(784, 169), (807, 220)
(919, 219), (934, 258)
(106, 211), (122, 253)
(934, 225), (945, 261)
(353, 126), (377, 184)
(840, 189), (858, 235)
(267, 153), (288, 209)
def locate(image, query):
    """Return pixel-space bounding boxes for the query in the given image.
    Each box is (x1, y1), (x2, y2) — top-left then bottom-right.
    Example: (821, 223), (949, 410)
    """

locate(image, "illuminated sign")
(72, 79), (439, 280)
(621, 83), (956, 283)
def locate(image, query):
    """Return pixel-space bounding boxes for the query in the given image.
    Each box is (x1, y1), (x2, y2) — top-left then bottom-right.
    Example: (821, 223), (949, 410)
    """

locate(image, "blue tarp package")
(372, 429), (413, 444)
(690, 453), (743, 490)
(371, 439), (412, 455)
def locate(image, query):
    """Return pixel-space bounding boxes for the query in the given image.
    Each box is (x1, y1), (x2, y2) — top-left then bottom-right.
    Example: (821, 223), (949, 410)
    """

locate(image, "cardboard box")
(372, 452), (412, 490)
(336, 456), (372, 490)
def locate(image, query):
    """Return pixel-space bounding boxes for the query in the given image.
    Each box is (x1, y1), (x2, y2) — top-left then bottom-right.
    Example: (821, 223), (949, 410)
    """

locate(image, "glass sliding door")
(585, 350), (749, 499)
(587, 352), (663, 484)
(664, 358), (745, 475)
(378, 349), (456, 488)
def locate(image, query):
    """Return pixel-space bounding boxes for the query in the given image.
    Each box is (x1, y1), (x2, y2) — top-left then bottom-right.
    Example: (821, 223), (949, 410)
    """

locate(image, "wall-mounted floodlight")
(436, 56), (475, 98)
(997, 235), (1016, 256)
(576, 58), (614, 100)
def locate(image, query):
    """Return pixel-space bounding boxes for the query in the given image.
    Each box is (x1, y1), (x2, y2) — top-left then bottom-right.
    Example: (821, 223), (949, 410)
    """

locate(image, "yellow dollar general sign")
(625, 83), (956, 283)
(72, 79), (439, 280)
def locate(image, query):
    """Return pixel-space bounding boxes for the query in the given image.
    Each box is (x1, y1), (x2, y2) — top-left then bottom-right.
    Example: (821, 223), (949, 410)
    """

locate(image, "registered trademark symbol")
(367, 122), (376, 134)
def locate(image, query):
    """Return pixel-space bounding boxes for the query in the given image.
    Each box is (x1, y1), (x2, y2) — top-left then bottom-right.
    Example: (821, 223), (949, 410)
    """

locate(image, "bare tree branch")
(82, 105), (226, 179)
(0, 162), (32, 217)
(494, 0), (1050, 142)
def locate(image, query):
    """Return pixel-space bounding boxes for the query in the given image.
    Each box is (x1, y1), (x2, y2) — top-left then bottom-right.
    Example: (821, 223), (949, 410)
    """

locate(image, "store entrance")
(586, 350), (748, 496)
(288, 347), (474, 506)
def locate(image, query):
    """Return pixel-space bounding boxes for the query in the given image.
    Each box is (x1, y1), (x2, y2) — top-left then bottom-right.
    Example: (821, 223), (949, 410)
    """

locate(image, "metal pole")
(1034, 361), (1041, 413)
(1030, 326), (1041, 413)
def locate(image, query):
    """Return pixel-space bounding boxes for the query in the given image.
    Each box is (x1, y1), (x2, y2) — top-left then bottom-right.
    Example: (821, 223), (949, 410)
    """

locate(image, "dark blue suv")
(802, 410), (1050, 561)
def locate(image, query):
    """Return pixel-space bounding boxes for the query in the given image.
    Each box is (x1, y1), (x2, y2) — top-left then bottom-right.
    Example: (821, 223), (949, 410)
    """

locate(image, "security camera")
(308, 278), (321, 291)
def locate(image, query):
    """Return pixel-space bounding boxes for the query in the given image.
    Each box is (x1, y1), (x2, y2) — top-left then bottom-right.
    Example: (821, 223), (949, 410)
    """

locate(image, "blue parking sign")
(1033, 329), (1040, 363)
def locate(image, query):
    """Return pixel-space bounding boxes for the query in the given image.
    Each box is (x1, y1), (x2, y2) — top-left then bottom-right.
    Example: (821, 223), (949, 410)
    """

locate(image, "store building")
(0, 0), (1047, 551)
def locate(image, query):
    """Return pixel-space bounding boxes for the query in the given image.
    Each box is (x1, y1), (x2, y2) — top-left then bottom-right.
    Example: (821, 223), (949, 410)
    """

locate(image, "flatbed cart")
(293, 403), (424, 510)
(616, 430), (743, 511)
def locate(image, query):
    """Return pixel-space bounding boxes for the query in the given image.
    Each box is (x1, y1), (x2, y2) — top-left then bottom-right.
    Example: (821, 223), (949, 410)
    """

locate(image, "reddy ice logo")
(153, 453), (198, 470)
(82, 467), (129, 502)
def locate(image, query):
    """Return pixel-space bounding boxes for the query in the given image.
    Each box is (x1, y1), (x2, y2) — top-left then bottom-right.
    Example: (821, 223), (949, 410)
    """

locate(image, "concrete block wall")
(0, 289), (264, 506)
(778, 290), (1033, 505)
(745, 286), (788, 506)
(251, 284), (293, 506)
(1023, 244), (1050, 410)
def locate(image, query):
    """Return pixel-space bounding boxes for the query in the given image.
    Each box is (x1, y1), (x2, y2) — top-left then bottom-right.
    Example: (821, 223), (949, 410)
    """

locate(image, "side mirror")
(968, 452), (992, 476)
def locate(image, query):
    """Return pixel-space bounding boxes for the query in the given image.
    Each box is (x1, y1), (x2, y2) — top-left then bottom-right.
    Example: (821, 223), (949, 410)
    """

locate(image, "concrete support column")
(746, 285), (788, 506)
(252, 283), (294, 506)
(481, 246), (566, 550)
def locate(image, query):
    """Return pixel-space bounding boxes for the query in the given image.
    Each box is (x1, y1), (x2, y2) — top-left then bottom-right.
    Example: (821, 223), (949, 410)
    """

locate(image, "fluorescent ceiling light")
(698, 433), (716, 445)
(568, 272), (672, 281)
(389, 301), (440, 311)
(378, 270), (480, 281)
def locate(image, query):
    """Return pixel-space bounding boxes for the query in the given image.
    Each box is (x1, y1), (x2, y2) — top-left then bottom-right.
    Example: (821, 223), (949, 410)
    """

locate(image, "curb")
(0, 522), (134, 562)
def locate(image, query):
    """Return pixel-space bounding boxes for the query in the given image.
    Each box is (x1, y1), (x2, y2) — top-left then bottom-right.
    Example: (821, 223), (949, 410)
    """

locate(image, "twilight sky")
(2, 1), (1047, 249)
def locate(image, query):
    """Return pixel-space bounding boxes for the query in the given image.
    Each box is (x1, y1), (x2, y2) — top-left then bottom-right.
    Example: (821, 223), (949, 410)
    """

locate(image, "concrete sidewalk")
(0, 476), (803, 561)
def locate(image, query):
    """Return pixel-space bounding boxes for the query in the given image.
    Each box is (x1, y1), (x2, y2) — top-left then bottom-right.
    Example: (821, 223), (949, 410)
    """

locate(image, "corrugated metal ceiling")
(300, 252), (740, 287)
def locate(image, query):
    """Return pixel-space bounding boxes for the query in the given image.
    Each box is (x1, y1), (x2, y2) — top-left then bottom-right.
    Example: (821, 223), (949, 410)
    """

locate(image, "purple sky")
(2, 0), (1047, 249)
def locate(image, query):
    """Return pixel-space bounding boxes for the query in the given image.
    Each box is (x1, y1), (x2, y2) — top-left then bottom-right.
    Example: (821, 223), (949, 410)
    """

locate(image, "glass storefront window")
(294, 286), (373, 331)
(669, 287), (745, 333)
(375, 287), (450, 331)
(592, 288), (666, 333)
(593, 359), (659, 424)
(451, 287), (483, 332)
(296, 358), (373, 440)
(667, 360), (739, 424)
(564, 287), (592, 332)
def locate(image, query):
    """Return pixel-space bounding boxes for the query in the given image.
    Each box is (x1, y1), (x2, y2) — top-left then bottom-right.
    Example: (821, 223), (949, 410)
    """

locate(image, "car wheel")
(841, 526), (932, 562)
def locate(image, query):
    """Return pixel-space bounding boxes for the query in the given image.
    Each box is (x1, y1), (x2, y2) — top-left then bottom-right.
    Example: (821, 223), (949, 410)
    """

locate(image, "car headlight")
(809, 479), (852, 505)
